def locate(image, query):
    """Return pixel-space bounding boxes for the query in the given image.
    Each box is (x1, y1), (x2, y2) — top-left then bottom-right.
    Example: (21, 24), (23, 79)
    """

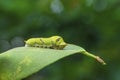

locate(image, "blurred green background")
(0, 0), (120, 80)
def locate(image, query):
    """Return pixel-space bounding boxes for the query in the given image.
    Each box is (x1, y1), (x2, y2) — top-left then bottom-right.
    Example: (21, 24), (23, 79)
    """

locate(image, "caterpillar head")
(50, 36), (67, 49)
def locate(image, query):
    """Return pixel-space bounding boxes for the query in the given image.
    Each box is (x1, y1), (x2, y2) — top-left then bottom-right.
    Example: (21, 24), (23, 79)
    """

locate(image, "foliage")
(0, 44), (105, 80)
(0, 0), (120, 80)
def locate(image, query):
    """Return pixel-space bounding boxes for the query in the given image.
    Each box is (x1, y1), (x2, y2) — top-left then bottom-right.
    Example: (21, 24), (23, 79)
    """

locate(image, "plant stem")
(81, 51), (106, 65)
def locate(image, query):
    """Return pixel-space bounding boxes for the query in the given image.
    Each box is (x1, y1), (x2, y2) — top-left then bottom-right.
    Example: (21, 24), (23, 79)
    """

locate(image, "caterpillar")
(25, 36), (67, 49)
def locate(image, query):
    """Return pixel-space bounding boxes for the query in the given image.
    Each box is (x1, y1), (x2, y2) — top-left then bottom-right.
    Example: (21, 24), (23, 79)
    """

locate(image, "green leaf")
(0, 44), (106, 80)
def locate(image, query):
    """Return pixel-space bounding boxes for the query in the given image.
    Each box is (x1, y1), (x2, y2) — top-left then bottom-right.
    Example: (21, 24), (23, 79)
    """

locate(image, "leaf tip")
(96, 56), (106, 65)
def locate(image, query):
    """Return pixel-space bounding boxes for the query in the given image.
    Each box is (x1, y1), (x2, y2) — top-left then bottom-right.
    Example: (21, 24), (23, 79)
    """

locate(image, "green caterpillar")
(25, 36), (67, 49)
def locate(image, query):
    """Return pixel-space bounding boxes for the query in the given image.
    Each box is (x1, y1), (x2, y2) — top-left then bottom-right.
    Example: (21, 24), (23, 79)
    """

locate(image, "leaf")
(0, 44), (106, 80)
